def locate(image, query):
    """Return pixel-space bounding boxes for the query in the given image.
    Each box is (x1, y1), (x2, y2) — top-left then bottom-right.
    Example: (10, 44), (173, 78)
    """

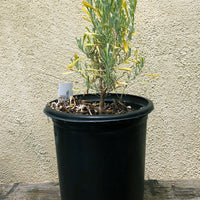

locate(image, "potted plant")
(44, 0), (154, 200)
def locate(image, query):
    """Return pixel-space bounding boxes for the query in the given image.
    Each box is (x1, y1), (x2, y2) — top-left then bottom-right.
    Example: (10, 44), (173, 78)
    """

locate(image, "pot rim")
(44, 93), (154, 123)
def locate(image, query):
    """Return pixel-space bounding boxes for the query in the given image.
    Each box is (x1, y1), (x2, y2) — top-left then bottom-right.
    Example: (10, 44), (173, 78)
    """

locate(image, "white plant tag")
(58, 83), (73, 102)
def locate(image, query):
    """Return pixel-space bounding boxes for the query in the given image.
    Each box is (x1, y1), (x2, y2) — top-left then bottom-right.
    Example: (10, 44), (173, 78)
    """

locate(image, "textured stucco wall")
(0, 0), (199, 184)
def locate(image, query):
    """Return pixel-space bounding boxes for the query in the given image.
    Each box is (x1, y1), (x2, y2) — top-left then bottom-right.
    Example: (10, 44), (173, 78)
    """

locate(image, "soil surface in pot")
(49, 95), (137, 116)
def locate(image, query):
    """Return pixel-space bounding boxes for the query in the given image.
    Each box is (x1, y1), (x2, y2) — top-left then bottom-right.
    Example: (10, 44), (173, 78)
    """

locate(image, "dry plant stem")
(99, 76), (107, 114)
(99, 91), (105, 115)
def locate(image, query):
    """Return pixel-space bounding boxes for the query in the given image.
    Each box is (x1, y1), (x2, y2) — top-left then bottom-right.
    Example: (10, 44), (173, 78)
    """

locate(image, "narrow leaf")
(72, 88), (81, 91)
(82, 7), (92, 18)
(62, 71), (73, 75)
(116, 81), (127, 86)
(145, 74), (160, 77)
(128, 58), (140, 64)
(122, 0), (127, 9)
(134, 49), (138, 60)
(85, 43), (96, 46)
(116, 67), (132, 72)
(82, 16), (92, 23)
(67, 57), (84, 70)
(82, 1), (96, 11)
(138, 81), (147, 84)
(123, 40), (129, 53)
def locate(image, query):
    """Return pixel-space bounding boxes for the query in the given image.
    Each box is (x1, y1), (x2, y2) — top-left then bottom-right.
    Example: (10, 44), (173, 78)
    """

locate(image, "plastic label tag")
(58, 83), (73, 102)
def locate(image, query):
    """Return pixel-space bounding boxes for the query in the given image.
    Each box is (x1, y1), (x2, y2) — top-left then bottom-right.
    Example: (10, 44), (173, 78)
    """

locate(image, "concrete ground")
(0, 180), (200, 200)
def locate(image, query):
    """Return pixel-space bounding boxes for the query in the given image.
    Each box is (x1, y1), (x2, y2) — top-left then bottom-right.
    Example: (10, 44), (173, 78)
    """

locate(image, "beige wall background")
(0, 0), (199, 184)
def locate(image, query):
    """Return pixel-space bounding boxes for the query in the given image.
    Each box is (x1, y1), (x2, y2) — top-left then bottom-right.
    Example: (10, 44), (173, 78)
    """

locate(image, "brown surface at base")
(1, 180), (200, 200)
(49, 96), (135, 116)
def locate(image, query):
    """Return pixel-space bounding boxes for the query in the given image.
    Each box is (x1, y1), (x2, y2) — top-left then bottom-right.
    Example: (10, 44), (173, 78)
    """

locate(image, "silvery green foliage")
(67, 0), (143, 95)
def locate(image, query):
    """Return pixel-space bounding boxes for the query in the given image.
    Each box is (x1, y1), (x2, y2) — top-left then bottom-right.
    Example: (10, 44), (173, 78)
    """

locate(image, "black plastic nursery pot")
(44, 93), (154, 200)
